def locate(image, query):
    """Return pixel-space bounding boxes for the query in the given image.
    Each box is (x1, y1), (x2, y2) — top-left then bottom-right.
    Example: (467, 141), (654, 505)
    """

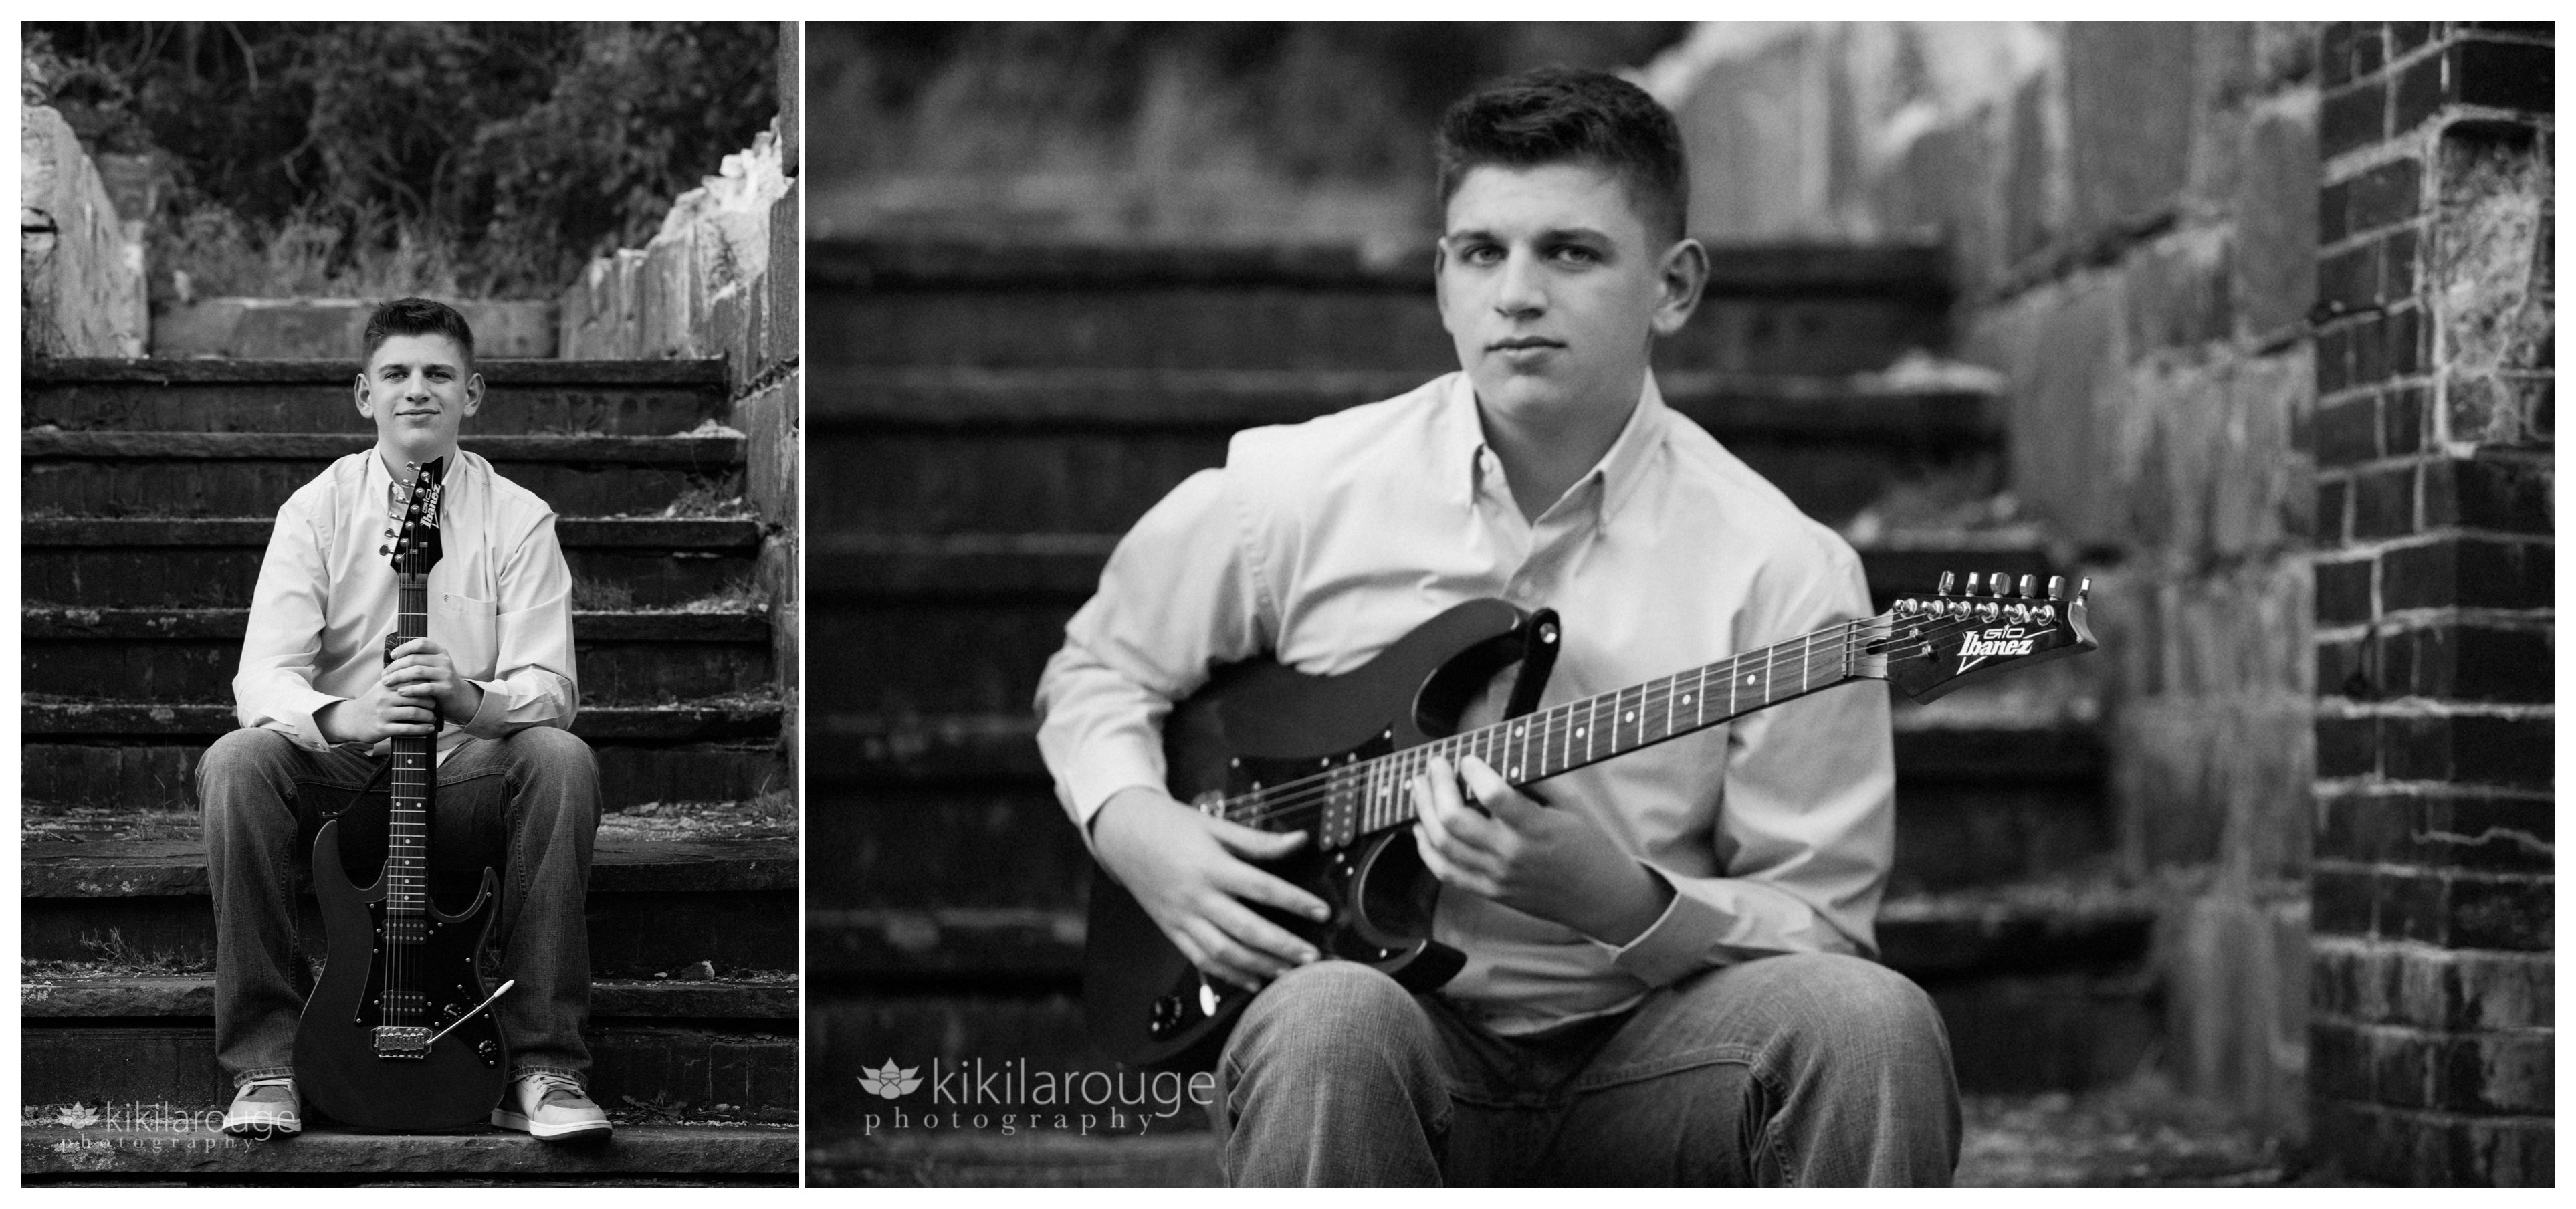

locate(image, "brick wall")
(2304, 21), (2553, 1187)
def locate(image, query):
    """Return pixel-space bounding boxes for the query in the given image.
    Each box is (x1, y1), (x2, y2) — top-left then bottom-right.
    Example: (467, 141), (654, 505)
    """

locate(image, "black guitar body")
(294, 814), (510, 1132)
(1083, 598), (1556, 1071)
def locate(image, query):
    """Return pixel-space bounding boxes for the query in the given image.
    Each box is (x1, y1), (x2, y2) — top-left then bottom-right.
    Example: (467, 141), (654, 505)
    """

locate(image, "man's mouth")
(1490, 338), (1564, 352)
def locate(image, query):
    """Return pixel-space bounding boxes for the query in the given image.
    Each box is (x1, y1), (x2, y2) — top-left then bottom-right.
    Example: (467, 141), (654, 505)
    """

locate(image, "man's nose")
(1493, 249), (1546, 316)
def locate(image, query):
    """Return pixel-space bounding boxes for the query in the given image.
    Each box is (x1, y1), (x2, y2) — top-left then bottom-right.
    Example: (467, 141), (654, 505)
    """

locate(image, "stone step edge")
(806, 886), (2157, 980)
(25, 516), (762, 550)
(809, 365), (1997, 437)
(805, 709), (2106, 786)
(807, 530), (2058, 602)
(26, 357), (731, 387)
(25, 606), (768, 643)
(24, 431), (746, 466)
(19, 1121), (796, 1179)
(25, 835), (796, 898)
(23, 975), (797, 1020)
(811, 235), (1947, 298)
(26, 699), (784, 743)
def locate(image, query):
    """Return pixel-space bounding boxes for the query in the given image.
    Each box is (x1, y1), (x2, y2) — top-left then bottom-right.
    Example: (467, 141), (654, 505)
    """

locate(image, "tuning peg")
(1937, 572), (1957, 596)
(2018, 574), (2038, 598)
(2046, 575), (2066, 601)
(378, 545), (391, 556)
(2077, 576), (2092, 602)
(1985, 572), (2007, 597)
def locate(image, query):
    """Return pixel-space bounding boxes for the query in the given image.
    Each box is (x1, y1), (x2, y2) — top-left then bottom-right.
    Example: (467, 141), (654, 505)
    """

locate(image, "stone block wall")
(558, 23), (803, 792)
(2304, 21), (2553, 1187)
(21, 104), (146, 358)
(1650, 22), (2327, 1133)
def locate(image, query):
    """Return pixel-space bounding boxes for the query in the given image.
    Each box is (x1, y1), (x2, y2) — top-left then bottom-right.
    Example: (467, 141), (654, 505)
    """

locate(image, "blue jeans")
(199, 726), (601, 1089)
(1216, 954), (1961, 1186)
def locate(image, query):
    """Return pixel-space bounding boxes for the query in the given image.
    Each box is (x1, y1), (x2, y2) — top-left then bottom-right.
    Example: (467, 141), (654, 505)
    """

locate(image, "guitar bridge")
(373, 1026), (431, 1059)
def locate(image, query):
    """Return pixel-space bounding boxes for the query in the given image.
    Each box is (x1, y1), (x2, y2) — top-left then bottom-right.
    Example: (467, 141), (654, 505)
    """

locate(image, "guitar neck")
(1226, 613), (1889, 849)
(387, 572), (434, 921)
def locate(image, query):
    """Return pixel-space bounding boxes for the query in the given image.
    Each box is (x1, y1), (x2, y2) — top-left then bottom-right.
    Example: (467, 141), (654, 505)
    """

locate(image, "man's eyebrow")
(1441, 225), (1615, 243)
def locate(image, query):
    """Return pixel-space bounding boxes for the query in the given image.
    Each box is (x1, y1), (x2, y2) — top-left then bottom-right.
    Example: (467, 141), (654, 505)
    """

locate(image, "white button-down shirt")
(234, 449), (578, 758)
(1035, 372), (1895, 1034)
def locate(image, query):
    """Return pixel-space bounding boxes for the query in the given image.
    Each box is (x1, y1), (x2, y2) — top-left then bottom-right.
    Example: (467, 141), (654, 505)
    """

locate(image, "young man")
(1036, 69), (1959, 1186)
(205, 298), (609, 1141)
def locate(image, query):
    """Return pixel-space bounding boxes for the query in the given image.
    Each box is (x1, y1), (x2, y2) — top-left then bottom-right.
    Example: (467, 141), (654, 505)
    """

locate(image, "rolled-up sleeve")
(234, 492), (346, 750)
(459, 510), (578, 738)
(1603, 539), (1895, 985)
(1034, 469), (1273, 847)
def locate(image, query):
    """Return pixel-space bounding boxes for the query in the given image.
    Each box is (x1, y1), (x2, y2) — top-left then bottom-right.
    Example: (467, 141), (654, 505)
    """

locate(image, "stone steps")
(812, 237), (1949, 376)
(23, 697), (785, 813)
(25, 431), (744, 519)
(23, 973), (798, 1116)
(21, 1122), (797, 1185)
(24, 516), (762, 609)
(809, 371), (2000, 537)
(25, 606), (774, 705)
(24, 357), (730, 435)
(803, 880), (2155, 1119)
(23, 835), (798, 975)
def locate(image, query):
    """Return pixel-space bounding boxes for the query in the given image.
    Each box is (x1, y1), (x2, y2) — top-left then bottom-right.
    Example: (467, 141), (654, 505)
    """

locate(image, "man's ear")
(1430, 241), (1451, 318)
(353, 371), (377, 419)
(1650, 237), (1709, 338)
(463, 371), (484, 419)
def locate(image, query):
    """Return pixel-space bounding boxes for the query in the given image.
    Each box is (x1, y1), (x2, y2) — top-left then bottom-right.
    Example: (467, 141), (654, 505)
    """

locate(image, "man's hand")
(382, 637), (484, 726)
(1411, 754), (1674, 946)
(1090, 786), (1332, 991)
(315, 678), (439, 746)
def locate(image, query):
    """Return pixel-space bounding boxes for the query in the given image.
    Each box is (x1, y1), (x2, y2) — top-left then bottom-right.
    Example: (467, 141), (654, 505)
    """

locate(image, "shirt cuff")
(459, 678), (515, 738)
(270, 687), (348, 752)
(1600, 866), (1731, 988)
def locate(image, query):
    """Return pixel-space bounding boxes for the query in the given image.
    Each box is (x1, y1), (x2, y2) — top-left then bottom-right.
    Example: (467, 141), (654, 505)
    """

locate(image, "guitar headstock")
(381, 457), (447, 576)
(1866, 571), (2098, 703)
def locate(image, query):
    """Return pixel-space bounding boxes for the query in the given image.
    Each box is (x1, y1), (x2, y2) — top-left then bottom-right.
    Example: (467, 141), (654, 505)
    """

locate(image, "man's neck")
(1476, 382), (1640, 524)
(379, 443), (457, 483)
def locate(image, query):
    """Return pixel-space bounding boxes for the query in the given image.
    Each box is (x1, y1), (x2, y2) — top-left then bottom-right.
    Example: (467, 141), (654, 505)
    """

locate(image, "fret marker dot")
(1744, 674), (1757, 684)
(1681, 694), (1693, 705)
(1513, 724), (1524, 736)
(1623, 711), (1634, 722)
(1574, 727), (1586, 738)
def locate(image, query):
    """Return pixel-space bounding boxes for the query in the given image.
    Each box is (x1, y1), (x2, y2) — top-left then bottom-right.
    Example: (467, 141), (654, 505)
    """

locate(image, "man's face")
(354, 332), (481, 459)
(1435, 162), (1697, 427)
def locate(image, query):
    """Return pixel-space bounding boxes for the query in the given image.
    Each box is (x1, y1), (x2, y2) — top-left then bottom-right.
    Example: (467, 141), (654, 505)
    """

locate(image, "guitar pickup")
(372, 1026), (431, 1059)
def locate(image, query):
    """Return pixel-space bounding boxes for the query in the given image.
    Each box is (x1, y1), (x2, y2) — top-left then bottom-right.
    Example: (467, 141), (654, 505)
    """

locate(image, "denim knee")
(1768, 953), (1945, 1050)
(1233, 961), (1428, 1068)
(197, 728), (299, 814)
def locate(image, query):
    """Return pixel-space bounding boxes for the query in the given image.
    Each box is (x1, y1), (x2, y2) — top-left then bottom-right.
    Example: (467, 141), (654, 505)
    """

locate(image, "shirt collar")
(1446, 371), (1672, 526)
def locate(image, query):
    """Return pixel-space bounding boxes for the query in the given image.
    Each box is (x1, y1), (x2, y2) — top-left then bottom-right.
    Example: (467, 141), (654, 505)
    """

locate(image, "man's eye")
(1461, 245), (1503, 265)
(1552, 245), (1602, 265)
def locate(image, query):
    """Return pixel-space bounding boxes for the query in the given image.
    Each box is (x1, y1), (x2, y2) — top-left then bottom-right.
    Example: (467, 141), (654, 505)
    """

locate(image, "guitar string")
(1211, 606), (2014, 834)
(1214, 608), (1994, 833)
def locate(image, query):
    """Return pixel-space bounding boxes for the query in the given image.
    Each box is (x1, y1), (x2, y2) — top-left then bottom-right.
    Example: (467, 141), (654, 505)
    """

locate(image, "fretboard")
(1222, 615), (1879, 849)
(385, 574), (434, 933)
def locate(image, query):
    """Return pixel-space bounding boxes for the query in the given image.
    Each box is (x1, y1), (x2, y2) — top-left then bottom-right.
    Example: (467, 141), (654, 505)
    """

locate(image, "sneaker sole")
(490, 1109), (613, 1141)
(220, 1118), (300, 1141)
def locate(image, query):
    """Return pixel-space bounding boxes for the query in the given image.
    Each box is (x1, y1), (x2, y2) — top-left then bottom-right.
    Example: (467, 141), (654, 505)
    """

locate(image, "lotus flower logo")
(858, 1059), (922, 1099)
(54, 1104), (102, 1129)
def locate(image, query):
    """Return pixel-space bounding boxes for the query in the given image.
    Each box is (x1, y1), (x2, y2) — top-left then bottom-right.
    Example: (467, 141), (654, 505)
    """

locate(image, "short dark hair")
(362, 297), (476, 368)
(1434, 66), (1689, 245)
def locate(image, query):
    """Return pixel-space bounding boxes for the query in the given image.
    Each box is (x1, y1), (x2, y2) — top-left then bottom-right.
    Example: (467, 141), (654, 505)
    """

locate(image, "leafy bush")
(25, 23), (778, 299)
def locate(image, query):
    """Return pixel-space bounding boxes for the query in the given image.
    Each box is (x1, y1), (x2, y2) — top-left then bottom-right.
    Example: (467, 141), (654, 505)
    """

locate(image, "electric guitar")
(1084, 570), (2099, 1071)
(293, 458), (514, 1131)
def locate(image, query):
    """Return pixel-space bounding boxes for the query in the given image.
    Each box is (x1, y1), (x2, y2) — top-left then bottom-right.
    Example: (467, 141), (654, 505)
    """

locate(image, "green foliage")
(25, 23), (778, 299)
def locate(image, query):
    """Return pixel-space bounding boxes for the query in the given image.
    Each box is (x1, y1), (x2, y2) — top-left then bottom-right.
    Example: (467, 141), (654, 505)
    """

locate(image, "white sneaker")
(490, 1071), (612, 1141)
(221, 1077), (302, 1139)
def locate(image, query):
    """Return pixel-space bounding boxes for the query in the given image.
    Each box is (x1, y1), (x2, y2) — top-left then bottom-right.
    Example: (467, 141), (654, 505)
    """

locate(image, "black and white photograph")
(19, 21), (801, 1186)
(799, 19), (2555, 1189)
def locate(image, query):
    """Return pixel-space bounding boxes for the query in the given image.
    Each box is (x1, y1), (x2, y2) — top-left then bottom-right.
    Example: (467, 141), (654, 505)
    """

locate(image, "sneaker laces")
(521, 1071), (590, 1105)
(238, 1077), (294, 1096)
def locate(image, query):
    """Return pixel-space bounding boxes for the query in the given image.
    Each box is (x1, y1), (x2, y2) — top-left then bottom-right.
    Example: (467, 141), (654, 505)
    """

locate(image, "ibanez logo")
(1955, 627), (2038, 670)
